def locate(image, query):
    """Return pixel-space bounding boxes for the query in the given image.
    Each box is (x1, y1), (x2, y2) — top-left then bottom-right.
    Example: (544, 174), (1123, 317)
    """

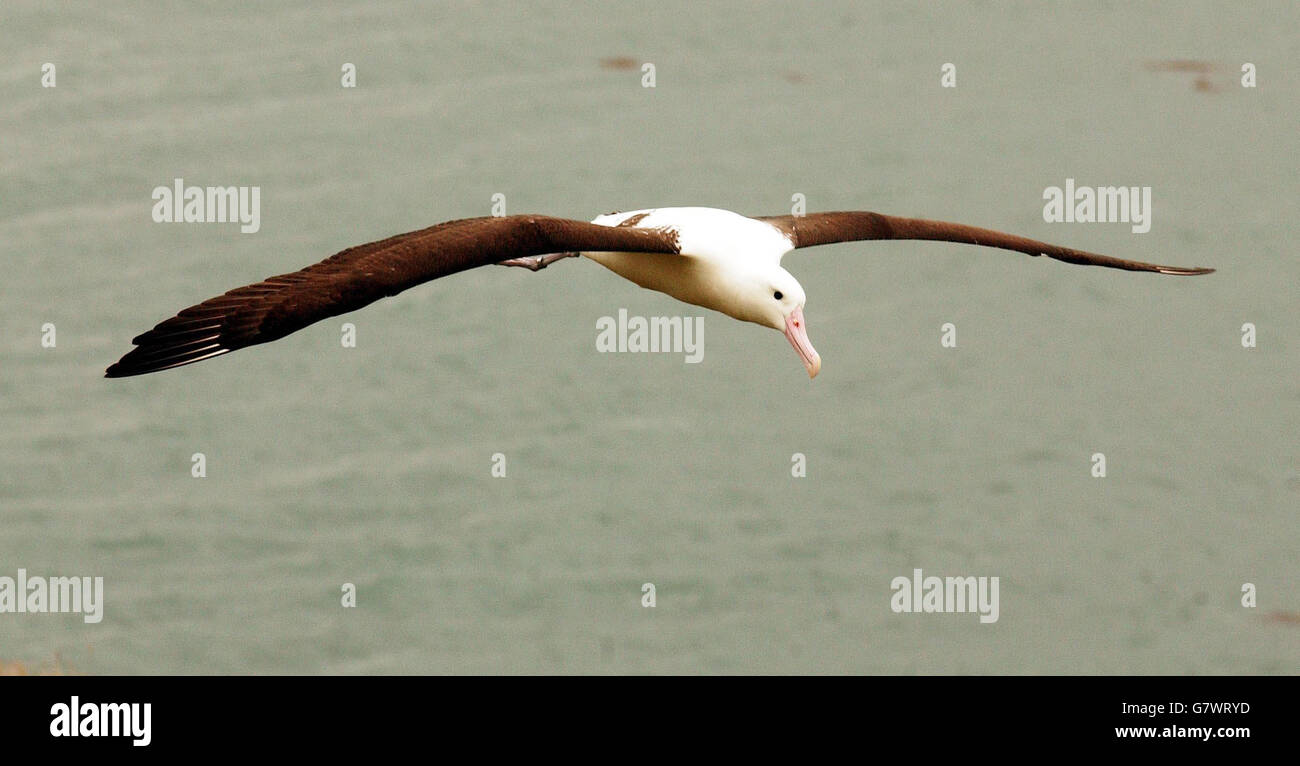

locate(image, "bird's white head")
(725, 265), (820, 379)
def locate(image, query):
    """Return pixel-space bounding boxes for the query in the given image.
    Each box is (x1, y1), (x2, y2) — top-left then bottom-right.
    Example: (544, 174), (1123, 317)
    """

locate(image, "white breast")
(591, 207), (794, 265)
(582, 207), (793, 307)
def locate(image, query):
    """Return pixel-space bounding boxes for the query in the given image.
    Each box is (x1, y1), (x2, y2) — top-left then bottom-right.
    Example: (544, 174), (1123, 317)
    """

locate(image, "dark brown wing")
(106, 215), (680, 377)
(758, 211), (1214, 275)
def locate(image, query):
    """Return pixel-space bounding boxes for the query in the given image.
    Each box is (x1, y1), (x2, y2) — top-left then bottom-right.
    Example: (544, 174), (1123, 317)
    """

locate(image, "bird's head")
(721, 265), (820, 379)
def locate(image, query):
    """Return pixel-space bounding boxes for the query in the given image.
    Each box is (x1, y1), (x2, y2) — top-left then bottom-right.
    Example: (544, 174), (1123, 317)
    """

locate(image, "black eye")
(773, 291), (783, 300)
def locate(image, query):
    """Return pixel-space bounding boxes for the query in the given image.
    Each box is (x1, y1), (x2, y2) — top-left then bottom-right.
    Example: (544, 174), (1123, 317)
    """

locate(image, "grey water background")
(1, 1), (1296, 674)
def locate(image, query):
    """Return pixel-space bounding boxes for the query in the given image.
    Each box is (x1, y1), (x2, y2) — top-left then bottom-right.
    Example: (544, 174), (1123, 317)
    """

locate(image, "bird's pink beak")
(784, 306), (821, 379)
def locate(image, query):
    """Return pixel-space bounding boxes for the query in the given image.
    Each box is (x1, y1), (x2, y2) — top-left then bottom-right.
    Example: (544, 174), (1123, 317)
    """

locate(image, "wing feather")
(106, 215), (680, 377)
(759, 211), (1214, 275)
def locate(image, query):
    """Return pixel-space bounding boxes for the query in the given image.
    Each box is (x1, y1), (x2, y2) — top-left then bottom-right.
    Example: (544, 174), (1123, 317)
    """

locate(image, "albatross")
(105, 207), (1213, 378)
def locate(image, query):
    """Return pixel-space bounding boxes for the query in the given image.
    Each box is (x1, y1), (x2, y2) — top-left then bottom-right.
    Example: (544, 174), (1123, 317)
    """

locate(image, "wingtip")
(1159, 265), (1216, 276)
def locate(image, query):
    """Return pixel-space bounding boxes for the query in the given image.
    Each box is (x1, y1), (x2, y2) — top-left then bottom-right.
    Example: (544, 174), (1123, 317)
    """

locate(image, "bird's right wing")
(106, 215), (681, 377)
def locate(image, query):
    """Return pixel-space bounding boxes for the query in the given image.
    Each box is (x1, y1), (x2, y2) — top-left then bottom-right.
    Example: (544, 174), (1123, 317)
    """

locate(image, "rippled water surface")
(1, 1), (1296, 673)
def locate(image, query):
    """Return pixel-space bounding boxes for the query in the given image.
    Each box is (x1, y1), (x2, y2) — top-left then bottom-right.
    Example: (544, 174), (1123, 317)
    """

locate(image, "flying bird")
(105, 207), (1213, 378)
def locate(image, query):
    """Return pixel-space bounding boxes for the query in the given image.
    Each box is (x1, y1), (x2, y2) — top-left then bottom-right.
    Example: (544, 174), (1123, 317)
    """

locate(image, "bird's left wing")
(758, 211), (1214, 275)
(106, 215), (681, 377)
